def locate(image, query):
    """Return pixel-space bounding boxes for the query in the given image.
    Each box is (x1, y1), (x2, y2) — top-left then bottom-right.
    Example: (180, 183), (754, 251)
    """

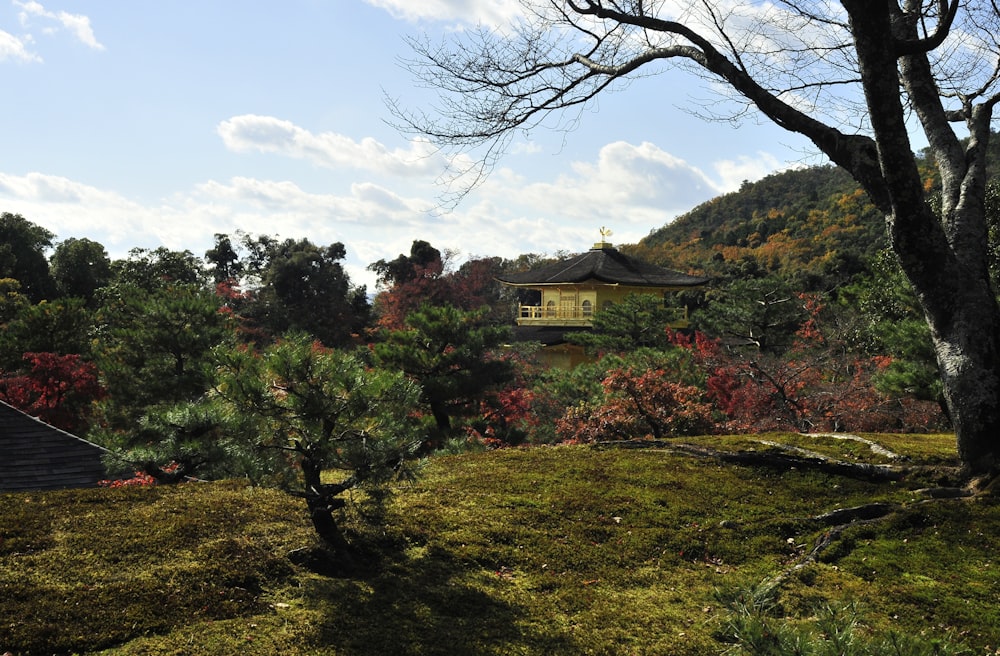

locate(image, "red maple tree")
(0, 352), (105, 433)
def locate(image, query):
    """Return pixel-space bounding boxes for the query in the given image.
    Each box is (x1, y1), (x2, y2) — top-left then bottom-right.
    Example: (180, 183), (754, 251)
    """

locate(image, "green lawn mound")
(2, 433), (996, 655)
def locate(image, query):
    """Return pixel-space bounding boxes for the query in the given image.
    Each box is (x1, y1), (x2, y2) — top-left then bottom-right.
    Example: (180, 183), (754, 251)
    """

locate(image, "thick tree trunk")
(300, 457), (353, 554)
(841, 2), (1000, 474)
(429, 399), (451, 432)
(932, 302), (1000, 472)
(682, 1), (1000, 473)
(305, 496), (352, 553)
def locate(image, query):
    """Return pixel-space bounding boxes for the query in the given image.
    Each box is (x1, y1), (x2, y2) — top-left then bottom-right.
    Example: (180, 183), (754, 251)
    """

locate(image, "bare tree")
(394, 1), (1000, 475)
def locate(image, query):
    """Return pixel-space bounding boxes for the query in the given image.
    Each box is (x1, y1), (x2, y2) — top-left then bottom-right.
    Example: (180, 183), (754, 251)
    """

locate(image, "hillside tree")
(694, 276), (807, 353)
(374, 304), (515, 440)
(370, 240), (519, 328)
(91, 283), (231, 438)
(207, 234), (370, 346)
(50, 237), (112, 305)
(369, 240), (449, 329)
(0, 279), (28, 324)
(122, 335), (423, 557)
(397, 1), (1000, 474)
(568, 292), (682, 352)
(110, 247), (207, 291)
(0, 213), (55, 302)
(0, 352), (104, 434)
(0, 297), (93, 369)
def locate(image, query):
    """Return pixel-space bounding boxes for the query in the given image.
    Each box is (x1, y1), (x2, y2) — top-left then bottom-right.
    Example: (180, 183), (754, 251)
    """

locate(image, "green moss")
(0, 482), (309, 655)
(1, 433), (992, 655)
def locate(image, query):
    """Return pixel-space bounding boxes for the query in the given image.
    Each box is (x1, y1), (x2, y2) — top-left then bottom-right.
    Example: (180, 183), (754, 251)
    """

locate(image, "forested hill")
(625, 134), (1000, 291)
(624, 164), (887, 289)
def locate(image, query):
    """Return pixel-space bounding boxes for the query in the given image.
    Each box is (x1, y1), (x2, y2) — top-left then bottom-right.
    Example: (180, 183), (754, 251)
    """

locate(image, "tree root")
(810, 502), (897, 526)
(760, 476), (996, 596)
(757, 506), (895, 595)
(800, 432), (905, 460)
(594, 439), (906, 482)
(913, 486), (973, 498)
(594, 436), (996, 608)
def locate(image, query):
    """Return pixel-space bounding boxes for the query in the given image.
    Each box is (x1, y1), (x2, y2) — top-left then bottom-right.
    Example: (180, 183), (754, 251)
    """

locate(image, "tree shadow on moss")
(296, 543), (576, 655)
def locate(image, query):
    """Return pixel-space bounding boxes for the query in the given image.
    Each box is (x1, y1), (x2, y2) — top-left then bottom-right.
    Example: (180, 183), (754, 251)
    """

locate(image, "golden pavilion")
(496, 236), (710, 367)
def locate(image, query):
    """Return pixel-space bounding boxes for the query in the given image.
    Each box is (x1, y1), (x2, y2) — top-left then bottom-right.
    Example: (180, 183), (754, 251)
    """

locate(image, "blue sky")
(0, 1), (818, 289)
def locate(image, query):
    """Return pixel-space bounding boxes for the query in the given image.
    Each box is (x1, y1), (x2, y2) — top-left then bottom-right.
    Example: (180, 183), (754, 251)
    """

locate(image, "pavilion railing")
(515, 304), (690, 327)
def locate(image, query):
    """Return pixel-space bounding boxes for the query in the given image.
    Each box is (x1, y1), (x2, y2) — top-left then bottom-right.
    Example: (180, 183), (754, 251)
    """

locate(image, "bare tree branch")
(394, 0), (1000, 474)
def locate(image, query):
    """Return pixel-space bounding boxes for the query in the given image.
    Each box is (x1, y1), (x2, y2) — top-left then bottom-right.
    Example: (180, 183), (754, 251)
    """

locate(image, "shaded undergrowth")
(1, 433), (997, 655)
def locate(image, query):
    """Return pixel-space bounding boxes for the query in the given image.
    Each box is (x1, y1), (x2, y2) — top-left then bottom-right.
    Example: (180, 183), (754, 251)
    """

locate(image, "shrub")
(717, 585), (972, 655)
(555, 366), (714, 442)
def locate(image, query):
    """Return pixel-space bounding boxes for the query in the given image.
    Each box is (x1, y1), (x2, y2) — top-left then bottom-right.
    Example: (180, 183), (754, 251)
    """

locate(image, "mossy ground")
(1, 433), (997, 655)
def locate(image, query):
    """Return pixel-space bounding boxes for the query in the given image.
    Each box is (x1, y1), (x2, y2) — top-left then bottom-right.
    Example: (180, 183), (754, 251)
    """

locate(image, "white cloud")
(0, 169), (436, 257)
(0, 167), (592, 290)
(713, 152), (790, 192)
(191, 176), (431, 223)
(509, 141), (542, 156)
(497, 141), (724, 230)
(217, 114), (444, 177)
(183, 177), (442, 288)
(0, 137), (788, 291)
(362, 0), (522, 26)
(0, 172), (157, 248)
(0, 28), (40, 62)
(0, 171), (118, 206)
(14, 0), (104, 50)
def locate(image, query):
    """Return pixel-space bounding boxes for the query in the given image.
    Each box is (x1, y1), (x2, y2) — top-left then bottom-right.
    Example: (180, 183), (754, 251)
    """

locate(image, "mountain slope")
(626, 164), (887, 288)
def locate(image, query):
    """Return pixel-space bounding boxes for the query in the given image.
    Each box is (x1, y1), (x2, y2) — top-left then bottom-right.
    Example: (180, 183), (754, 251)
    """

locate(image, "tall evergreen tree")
(374, 305), (514, 439)
(91, 283), (230, 439)
(49, 237), (112, 305)
(0, 212), (55, 302)
(569, 293), (682, 353)
(124, 335), (423, 559)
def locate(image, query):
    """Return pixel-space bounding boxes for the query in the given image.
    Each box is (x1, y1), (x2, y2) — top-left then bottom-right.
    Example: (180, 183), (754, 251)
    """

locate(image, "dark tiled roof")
(0, 400), (110, 492)
(496, 246), (711, 288)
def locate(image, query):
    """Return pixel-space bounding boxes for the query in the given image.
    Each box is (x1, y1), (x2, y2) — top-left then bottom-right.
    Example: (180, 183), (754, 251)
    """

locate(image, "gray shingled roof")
(496, 245), (711, 287)
(0, 400), (111, 492)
